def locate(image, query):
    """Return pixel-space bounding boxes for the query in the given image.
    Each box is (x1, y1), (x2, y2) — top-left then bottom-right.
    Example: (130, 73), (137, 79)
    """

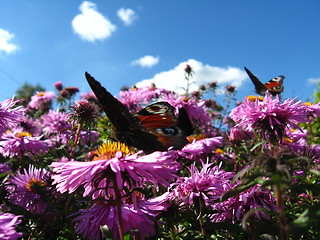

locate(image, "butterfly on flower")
(85, 72), (193, 153)
(244, 67), (285, 96)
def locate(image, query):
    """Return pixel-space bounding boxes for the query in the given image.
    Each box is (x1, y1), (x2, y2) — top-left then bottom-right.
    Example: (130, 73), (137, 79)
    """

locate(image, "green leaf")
(288, 202), (320, 234)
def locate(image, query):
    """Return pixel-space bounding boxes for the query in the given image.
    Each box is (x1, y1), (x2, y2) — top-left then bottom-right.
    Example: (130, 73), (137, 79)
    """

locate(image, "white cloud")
(131, 55), (159, 68)
(135, 59), (247, 94)
(117, 8), (138, 26)
(0, 28), (19, 54)
(72, 1), (116, 42)
(308, 77), (320, 84)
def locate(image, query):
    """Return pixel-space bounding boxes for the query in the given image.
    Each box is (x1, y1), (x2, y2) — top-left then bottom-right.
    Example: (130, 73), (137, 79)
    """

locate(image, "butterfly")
(85, 72), (193, 153)
(244, 67), (285, 96)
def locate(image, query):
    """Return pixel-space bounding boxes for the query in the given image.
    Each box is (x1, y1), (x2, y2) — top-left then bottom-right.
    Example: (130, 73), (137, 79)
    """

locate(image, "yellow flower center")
(37, 92), (45, 97)
(245, 95), (264, 102)
(25, 177), (46, 192)
(303, 102), (312, 106)
(15, 131), (32, 138)
(215, 148), (224, 154)
(94, 141), (132, 160)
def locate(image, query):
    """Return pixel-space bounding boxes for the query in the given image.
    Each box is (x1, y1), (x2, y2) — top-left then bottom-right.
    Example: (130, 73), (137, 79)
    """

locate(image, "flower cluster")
(1, 77), (320, 240)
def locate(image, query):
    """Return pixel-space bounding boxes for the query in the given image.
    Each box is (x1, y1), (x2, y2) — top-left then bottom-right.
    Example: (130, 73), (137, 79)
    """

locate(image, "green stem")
(274, 185), (288, 240)
(113, 177), (124, 240)
(69, 123), (82, 159)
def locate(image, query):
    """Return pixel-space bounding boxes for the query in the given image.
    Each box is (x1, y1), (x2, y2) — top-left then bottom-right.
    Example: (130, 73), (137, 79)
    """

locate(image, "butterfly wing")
(135, 102), (193, 149)
(85, 72), (167, 152)
(264, 75), (285, 96)
(244, 67), (268, 96)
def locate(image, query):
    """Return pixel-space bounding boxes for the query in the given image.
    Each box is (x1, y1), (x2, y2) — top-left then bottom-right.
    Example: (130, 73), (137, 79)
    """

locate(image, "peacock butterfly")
(85, 72), (193, 153)
(244, 67), (285, 96)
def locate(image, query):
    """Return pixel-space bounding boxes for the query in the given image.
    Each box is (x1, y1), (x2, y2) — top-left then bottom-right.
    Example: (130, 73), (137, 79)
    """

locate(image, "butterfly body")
(244, 67), (285, 96)
(85, 72), (193, 152)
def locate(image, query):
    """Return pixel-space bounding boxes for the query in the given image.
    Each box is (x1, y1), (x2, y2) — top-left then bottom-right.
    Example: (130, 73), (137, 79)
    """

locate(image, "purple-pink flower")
(211, 184), (277, 223)
(170, 163), (234, 206)
(0, 98), (25, 136)
(230, 92), (309, 142)
(0, 130), (47, 158)
(28, 91), (55, 109)
(178, 137), (223, 161)
(51, 147), (179, 199)
(74, 202), (156, 240)
(0, 213), (23, 240)
(6, 165), (51, 214)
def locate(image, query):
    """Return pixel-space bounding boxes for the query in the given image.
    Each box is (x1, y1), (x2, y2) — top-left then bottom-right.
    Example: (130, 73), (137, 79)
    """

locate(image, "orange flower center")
(25, 177), (46, 192)
(15, 131), (32, 138)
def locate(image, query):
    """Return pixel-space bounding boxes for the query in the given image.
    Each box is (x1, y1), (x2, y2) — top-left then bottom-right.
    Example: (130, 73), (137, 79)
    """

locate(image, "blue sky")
(0, 0), (319, 103)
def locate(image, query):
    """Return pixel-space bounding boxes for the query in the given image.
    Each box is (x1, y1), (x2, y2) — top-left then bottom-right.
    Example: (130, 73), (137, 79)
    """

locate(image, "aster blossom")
(0, 98), (25, 136)
(119, 85), (174, 112)
(178, 136), (223, 161)
(170, 163), (234, 206)
(211, 184), (277, 223)
(74, 201), (156, 240)
(6, 165), (51, 214)
(28, 91), (55, 109)
(230, 92), (309, 142)
(0, 213), (23, 240)
(50, 145), (179, 199)
(0, 130), (47, 158)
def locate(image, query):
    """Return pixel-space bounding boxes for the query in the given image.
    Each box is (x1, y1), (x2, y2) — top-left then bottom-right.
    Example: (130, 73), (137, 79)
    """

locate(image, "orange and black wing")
(85, 72), (167, 152)
(135, 102), (193, 149)
(244, 67), (285, 96)
(264, 76), (285, 95)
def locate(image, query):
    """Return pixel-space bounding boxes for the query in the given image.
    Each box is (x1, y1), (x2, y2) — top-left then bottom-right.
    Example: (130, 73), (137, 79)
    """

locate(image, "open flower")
(6, 165), (51, 214)
(0, 213), (23, 240)
(0, 130), (47, 158)
(51, 142), (179, 199)
(0, 98), (25, 136)
(74, 202), (156, 240)
(211, 184), (277, 223)
(230, 92), (309, 142)
(170, 163), (234, 206)
(178, 137), (223, 161)
(28, 91), (55, 109)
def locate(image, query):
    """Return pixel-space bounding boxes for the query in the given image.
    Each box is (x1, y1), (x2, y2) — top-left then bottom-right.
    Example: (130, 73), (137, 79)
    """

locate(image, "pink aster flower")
(6, 165), (51, 215)
(230, 92), (309, 142)
(0, 213), (23, 240)
(211, 184), (277, 223)
(163, 95), (214, 136)
(50, 146), (179, 199)
(41, 110), (71, 135)
(81, 91), (98, 101)
(0, 98), (25, 136)
(119, 86), (174, 112)
(28, 91), (55, 109)
(178, 136), (223, 161)
(0, 163), (10, 174)
(74, 202), (156, 240)
(0, 130), (47, 158)
(170, 163), (234, 206)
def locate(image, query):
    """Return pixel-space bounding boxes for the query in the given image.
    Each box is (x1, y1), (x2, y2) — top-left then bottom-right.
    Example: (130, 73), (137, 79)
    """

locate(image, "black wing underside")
(85, 72), (167, 152)
(244, 67), (268, 96)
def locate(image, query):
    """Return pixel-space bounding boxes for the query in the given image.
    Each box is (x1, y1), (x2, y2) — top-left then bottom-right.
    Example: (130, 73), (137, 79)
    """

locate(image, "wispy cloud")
(135, 59), (247, 94)
(117, 8), (138, 26)
(72, 1), (116, 42)
(0, 28), (19, 54)
(131, 55), (159, 68)
(308, 77), (320, 84)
